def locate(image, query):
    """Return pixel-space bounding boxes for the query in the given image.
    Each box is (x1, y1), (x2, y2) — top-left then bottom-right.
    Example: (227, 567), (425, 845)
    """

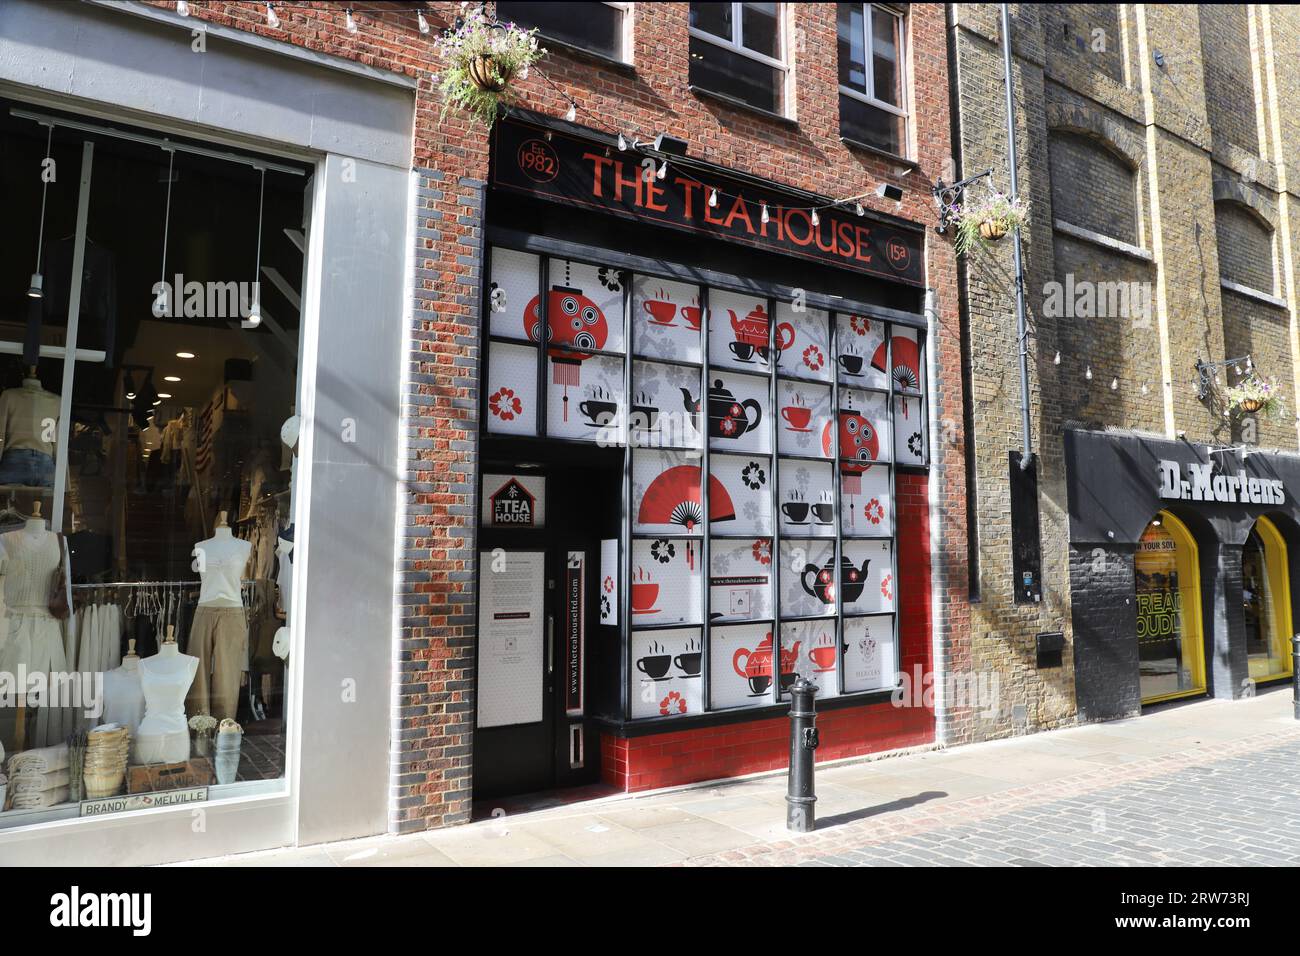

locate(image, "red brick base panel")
(600, 701), (935, 792)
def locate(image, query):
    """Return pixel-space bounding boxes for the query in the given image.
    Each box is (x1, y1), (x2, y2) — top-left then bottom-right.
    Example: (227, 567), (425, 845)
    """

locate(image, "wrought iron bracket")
(1195, 355), (1253, 402)
(932, 168), (992, 235)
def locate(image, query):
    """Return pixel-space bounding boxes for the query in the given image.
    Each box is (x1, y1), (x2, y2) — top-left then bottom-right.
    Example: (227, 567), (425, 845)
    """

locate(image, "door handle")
(547, 614), (554, 675)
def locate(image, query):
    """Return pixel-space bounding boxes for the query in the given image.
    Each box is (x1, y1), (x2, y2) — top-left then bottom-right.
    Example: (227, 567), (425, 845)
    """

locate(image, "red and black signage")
(492, 119), (925, 286)
(564, 551), (585, 716)
(491, 477), (536, 527)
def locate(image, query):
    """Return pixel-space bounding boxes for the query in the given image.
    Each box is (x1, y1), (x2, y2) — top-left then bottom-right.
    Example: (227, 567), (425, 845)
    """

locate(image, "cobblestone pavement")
(687, 736), (1300, 866)
(189, 689), (1300, 867)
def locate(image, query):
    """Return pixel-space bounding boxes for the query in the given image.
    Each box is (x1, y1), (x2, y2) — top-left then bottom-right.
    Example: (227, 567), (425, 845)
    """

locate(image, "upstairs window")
(837, 3), (909, 156)
(496, 2), (632, 63)
(688, 2), (788, 116)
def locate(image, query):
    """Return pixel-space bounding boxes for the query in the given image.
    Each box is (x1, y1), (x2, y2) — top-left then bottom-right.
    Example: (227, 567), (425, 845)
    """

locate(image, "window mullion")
(864, 3), (876, 104)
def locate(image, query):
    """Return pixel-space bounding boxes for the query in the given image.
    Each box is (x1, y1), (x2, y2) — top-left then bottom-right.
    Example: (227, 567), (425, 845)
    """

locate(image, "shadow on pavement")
(815, 790), (948, 829)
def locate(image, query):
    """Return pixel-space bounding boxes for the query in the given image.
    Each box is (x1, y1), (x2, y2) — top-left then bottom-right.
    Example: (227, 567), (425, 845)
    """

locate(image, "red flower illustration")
(880, 573), (893, 601)
(660, 691), (687, 715)
(603, 575), (614, 594)
(720, 417), (738, 436)
(849, 314), (871, 336)
(489, 387), (523, 421)
(751, 539), (772, 565)
(803, 345), (825, 372)
(864, 497), (885, 525)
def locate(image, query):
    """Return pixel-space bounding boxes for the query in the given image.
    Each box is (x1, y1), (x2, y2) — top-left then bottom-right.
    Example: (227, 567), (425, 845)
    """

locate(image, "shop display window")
(1135, 513), (1207, 704)
(485, 246), (928, 721)
(1242, 517), (1293, 682)
(0, 103), (307, 824)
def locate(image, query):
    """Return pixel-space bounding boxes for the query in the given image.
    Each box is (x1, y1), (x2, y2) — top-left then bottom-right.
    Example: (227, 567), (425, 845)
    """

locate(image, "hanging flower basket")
(435, 9), (546, 128)
(952, 189), (1029, 256)
(468, 53), (514, 93)
(1224, 373), (1284, 419)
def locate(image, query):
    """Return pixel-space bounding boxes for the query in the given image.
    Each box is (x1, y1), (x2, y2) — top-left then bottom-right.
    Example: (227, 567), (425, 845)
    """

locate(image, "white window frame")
(504, 2), (634, 64)
(687, 2), (791, 114)
(838, 4), (910, 125)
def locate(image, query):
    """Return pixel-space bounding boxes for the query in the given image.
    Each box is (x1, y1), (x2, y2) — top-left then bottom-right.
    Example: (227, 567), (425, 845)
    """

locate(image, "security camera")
(876, 183), (904, 202)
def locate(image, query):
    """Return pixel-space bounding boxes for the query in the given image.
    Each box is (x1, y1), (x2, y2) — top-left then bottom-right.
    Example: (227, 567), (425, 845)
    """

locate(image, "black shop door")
(473, 461), (612, 799)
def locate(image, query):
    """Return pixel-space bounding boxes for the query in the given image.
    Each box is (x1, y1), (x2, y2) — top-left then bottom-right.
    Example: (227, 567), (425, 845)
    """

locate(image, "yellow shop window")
(1134, 513), (1207, 704)
(1242, 517), (1294, 683)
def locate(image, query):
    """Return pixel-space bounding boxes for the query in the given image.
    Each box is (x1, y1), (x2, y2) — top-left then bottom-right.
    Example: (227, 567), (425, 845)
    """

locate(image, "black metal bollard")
(1292, 636), (1300, 720)
(786, 676), (820, 832)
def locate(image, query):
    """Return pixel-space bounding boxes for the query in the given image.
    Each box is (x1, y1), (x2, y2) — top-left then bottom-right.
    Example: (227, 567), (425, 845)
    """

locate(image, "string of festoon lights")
(171, 1), (893, 222)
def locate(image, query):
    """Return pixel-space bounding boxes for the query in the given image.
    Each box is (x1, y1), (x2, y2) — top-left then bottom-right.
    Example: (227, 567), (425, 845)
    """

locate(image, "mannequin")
(134, 626), (199, 765)
(185, 511), (250, 722)
(0, 500), (71, 751)
(102, 638), (146, 739)
(0, 369), (61, 487)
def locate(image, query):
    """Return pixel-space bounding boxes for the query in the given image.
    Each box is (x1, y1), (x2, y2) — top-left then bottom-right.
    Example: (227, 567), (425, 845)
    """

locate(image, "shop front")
(0, 0), (410, 864)
(1067, 429), (1300, 722)
(474, 115), (940, 798)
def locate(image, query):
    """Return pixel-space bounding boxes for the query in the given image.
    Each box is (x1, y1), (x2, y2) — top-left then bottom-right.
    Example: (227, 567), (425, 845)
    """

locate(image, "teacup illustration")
(637, 654), (672, 680)
(674, 652), (702, 677)
(781, 406), (812, 431)
(631, 581), (660, 614)
(782, 501), (811, 524)
(681, 305), (704, 331)
(644, 298), (676, 326)
(729, 342), (757, 363)
(812, 502), (834, 525)
(838, 354), (864, 376)
(579, 399), (618, 426)
(809, 644), (836, 671)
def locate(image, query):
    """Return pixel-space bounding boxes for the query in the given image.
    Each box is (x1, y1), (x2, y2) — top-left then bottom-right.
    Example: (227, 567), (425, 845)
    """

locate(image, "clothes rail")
(71, 579), (258, 589)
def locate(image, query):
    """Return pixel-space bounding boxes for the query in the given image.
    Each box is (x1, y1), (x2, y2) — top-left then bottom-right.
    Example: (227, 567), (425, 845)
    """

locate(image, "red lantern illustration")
(823, 402), (880, 528)
(524, 268), (611, 422)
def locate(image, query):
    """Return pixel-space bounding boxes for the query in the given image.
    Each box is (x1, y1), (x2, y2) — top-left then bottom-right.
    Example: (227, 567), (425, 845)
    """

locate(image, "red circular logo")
(886, 236), (911, 272)
(517, 138), (559, 183)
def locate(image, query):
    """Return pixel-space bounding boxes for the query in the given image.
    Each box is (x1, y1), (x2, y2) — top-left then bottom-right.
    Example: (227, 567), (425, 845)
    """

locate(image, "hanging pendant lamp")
(153, 147), (176, 318)
(28, 124), (53, 299)
(246, 166), (266, 328)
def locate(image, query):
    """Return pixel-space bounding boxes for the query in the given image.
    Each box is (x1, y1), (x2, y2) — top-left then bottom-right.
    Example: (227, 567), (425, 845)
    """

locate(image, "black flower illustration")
(741, 461), (767, 489)
(907, 431), (923, 458)
(598, 267), (623, 292)
(489, 282), (507, 313)
(651, 539), (676, 563)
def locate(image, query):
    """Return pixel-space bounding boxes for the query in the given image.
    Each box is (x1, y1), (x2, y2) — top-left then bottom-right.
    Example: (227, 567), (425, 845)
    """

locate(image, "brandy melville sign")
(492, 119), (925, 286)
(1158, 459), (1285, 505)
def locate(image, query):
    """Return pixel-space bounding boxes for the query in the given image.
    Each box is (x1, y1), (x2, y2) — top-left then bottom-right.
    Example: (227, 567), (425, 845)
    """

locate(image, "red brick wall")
(153, 1), (968, 830)
(602, 471), (937, 791)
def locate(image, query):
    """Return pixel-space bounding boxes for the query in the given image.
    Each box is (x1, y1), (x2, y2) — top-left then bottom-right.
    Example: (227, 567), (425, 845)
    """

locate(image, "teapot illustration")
(801, 554), (871, 605)
(681, 380), (763, 440)
(728, 306), (795, 355)
(732, 632), (801, 696)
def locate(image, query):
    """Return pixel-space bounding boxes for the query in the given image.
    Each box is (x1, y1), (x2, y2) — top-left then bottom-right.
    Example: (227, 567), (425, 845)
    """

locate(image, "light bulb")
(810, 208), (820, 226)
(1111, 377), (1118, 390)
(125, 392), (136, 401)
(1141, 383), (1149, 395)
(1053, 351), (1060, 365)
(345, 8), (357, 33)
(1085, 366), (1093, 380)
(246, 304), (262, 327)
(27, 273), (43, 299)
(566, 100), (577, 123)
(761, 203), (770, 224)
(855, 203), (864, 217)
(417, 9), (429, 34)
(708, 188), (718, 208)
(266, 2), (279, 27)
(177, 0), (190, 15)
(617, 133), (627, 151)
(656, 160), (667, 180)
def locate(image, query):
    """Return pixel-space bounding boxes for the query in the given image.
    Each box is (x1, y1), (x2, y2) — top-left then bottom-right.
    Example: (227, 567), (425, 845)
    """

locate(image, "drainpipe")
(1001, 2), (1033, 470)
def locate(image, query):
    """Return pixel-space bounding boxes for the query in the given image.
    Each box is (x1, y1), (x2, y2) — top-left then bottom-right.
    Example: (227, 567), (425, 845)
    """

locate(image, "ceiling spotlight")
(152, 400), (162, 407)
(157, 393), (173, 400)
(164, 375), (181, 383)
(125, 392), (136, 401)
(176, 351), (196, 359)
(27, 274), (43, 299)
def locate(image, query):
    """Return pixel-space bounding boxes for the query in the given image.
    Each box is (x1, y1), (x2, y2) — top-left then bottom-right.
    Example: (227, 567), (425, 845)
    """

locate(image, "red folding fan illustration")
(638, 465), (737, 530)
(870, 336), (921, 394)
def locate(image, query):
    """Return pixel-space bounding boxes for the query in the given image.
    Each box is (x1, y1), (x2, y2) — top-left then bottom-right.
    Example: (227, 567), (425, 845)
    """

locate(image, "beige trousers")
(185, 606), (248, 722)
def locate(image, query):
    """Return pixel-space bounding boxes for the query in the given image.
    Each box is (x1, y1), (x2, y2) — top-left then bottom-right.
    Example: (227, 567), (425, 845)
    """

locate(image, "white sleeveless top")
(194, 536), (250, 608)
(137, 652), (199, 737)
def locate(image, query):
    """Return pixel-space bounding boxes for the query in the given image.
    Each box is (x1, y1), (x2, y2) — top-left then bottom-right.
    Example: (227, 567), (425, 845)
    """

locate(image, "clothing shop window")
(1134, 513), (1207, 705)
(484, 244), (928, 722)
(0, 100), (307, 827)
(1242, 517), (1293, 682)
(496, 2), (632, 63)
(837, 3), (909, 157)
(688, 2), (789, 116)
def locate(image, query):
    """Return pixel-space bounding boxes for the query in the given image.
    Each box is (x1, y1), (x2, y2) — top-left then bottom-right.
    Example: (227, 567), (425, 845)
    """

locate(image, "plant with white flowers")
(1225, 373), (1284, 418)
(435, 5), (546, 128)
(952, 189), (1030, 256)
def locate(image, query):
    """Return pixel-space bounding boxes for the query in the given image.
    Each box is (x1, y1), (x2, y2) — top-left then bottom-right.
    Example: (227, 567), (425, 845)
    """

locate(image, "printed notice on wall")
(477, 550), (545, 728)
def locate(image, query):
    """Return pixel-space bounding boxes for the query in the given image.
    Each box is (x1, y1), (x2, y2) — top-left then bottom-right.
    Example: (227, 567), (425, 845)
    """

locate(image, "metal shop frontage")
(474, 115), (940, 798)
(1066, 429), (1300, 722)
